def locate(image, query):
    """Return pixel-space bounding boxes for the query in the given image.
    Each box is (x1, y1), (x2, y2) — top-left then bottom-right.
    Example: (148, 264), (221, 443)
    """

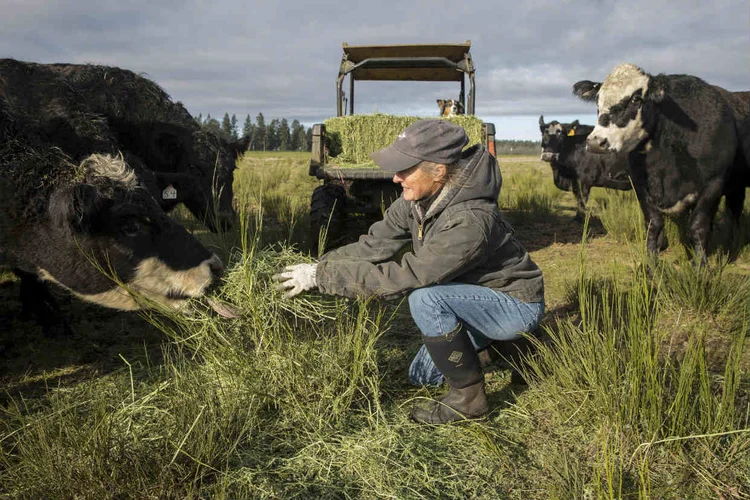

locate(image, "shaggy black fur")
(0, 58), (249, 232)
(1, 104), (216, 333)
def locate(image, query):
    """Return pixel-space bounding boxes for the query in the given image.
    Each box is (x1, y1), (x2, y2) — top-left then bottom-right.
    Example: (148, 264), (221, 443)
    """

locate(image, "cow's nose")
(587, 136), (609, 154)
(208, 255), (224, 279)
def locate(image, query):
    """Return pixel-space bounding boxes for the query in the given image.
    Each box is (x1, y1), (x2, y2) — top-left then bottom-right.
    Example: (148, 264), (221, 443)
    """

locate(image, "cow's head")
(538, 115), (580, 162)
(573, 63), (665, 154)
(184, 130), (250, 232)
(41, 153), (223, 310)
(111, 120), (249, 232)
(437, 99), (465, 117)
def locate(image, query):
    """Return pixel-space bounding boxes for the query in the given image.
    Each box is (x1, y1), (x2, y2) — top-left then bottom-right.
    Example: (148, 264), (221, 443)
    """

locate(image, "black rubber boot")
(410, 324), (488, 424)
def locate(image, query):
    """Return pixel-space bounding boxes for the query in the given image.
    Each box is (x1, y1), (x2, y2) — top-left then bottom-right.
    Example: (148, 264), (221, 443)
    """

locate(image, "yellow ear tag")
(567, 128), (576, 136)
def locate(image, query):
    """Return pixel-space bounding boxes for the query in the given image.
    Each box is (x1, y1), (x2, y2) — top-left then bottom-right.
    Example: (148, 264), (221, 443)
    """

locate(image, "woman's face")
(392, 163), (446, 201)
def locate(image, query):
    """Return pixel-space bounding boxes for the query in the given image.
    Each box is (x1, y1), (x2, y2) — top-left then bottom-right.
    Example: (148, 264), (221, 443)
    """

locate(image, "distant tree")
(290, 119), (302, 151)
(305, 127), (313, 152)
(278, 118), (290, 151)
(494, 140), (541, 155)
(242, 114), (255, 148)
(230, 114), (239, 141)
(194, 113), (203, 126)
(202, 114), (223, 137)
(253, 113), (266, 150)
(295, 123), (308, 151)
(221, 113), (233, 139)
(267, 118), (281, 151)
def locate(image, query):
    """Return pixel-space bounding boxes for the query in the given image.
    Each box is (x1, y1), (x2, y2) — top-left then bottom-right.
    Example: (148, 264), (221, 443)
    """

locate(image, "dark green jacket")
(316, 144), (544, 303)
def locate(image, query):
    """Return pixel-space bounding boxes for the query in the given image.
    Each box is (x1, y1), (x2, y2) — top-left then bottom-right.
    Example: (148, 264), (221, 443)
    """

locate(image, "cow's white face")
(587, 63), (651, 154)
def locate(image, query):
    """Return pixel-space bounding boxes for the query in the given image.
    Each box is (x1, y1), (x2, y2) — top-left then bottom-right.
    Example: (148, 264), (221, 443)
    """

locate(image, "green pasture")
(1, 151), (748, 499)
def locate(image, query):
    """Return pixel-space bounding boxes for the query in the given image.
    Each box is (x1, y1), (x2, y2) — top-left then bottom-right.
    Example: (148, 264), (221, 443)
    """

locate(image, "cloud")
(1, 0), (747, 139)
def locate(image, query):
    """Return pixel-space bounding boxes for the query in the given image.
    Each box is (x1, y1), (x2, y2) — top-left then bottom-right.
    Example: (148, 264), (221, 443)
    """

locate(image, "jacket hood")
(418, 144), (501, 221)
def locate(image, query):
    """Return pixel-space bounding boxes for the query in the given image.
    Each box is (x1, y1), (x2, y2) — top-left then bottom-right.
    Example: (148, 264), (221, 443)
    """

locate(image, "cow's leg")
(687, 179), (724, 264)
(724, 182), (746, 258)
(636, 198), (668, 254)
(16, 269), (74, 337)
(571, 181), (585, 221)
(552, 167), (573, 192)
(725, 157), (747, 226)
(580, 184), (591, 213)
(725, 186), (745, 226)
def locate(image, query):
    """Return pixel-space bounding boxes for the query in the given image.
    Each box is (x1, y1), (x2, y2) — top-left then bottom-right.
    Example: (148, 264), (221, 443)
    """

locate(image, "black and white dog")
(437, 99), (464, 117)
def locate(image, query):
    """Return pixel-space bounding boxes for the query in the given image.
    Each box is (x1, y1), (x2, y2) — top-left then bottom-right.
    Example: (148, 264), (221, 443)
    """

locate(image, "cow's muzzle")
(540, 152), (558, 162)
(586, 136), (611, 154)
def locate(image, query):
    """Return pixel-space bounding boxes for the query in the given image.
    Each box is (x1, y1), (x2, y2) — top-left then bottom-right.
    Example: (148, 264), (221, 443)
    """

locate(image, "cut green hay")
(0, 245), (392, 499)
(324, 114), (484, 167)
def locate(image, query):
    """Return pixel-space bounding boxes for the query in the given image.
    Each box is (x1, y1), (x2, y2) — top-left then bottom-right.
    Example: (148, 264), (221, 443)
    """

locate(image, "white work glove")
(272, 263), (318, 298)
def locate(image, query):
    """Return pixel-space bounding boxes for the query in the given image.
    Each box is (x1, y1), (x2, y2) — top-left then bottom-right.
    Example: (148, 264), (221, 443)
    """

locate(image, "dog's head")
(437, 99), (465, 117)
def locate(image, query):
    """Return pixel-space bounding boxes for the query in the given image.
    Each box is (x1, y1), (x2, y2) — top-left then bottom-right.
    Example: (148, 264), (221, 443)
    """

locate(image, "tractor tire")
(310, 183), (346, 254)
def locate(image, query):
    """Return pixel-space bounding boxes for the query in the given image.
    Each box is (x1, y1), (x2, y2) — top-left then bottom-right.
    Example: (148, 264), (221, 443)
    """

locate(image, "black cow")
(573, 63), (750, 260)
(0, 58), (249, 232)
(539, 115), (632, 219)
(0, 106), (224, 330)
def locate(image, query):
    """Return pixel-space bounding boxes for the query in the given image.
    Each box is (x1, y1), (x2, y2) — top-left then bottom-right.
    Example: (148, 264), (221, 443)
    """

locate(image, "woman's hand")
(272, 263), (318, 298)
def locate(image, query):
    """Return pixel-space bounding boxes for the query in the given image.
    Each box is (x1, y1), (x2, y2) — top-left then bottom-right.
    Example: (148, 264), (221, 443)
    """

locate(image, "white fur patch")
(597, 63), (650, 113)
(660, 193), (698, 215)
(39, 253), (222, 310)
(540, 152), (558, 162)
(589, 108), (649, 153)
(81, 153), (138, 187)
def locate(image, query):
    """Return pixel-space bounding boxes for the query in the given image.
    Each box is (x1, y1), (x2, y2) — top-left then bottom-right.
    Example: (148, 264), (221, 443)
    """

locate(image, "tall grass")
(501, 168), (563, 220)
(593, 189), (750, 261)
(522, 219), (750, 498)
(1, 154), (748, 499)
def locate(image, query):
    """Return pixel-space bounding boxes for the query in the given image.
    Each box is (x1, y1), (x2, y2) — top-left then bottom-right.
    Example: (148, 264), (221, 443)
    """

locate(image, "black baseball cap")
(370, 119), (469, 172)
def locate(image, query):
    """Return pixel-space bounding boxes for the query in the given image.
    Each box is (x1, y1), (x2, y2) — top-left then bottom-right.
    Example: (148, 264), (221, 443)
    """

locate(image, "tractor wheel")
(310, 183), (346, 254)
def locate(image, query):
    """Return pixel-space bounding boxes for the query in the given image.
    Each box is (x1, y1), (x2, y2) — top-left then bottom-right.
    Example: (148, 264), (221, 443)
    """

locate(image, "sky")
(1, 0), (748, 141)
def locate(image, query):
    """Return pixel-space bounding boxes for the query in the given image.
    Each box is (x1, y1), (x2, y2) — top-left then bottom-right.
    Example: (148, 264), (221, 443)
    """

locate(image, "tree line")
(194, 113), (541, 156)
(195, 112), (312, 152)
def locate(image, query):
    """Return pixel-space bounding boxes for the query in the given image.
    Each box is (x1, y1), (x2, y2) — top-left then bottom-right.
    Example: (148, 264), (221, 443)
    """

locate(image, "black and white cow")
(573, 63), (750, 259)
(437, 99), (465, 117)
(539, 115), (632, 219)
(0, 107), (224, 333)
(0, 58), (249, 233)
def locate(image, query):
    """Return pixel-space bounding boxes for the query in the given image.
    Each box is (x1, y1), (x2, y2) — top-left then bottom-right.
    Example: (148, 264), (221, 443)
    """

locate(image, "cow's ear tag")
(567, 128), (576, 136)
(162, 185), (177, 200)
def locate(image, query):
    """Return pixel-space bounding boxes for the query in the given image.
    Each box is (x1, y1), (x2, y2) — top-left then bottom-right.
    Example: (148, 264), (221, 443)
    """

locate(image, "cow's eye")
(122, 220), (141, 237)
(631, 95), (642, 105)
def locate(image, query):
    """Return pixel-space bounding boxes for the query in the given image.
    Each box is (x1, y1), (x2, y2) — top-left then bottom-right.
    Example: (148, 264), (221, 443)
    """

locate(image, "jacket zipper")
(417, 223), (424, 241)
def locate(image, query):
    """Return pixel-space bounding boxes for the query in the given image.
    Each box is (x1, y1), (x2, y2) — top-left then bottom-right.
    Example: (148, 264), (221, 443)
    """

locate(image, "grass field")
(1, 151), (748, 499)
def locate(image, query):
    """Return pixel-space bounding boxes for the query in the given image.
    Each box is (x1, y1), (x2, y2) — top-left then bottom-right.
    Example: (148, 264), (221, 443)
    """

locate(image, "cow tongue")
(206, 296), (242, 319)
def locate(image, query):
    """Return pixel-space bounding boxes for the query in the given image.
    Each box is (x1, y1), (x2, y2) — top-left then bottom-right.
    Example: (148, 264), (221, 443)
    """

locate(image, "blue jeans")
(407, 283), (545, 386)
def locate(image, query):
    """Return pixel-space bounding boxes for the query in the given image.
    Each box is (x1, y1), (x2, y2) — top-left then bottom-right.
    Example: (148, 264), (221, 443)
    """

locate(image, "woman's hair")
(418, 160), (466, 188)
